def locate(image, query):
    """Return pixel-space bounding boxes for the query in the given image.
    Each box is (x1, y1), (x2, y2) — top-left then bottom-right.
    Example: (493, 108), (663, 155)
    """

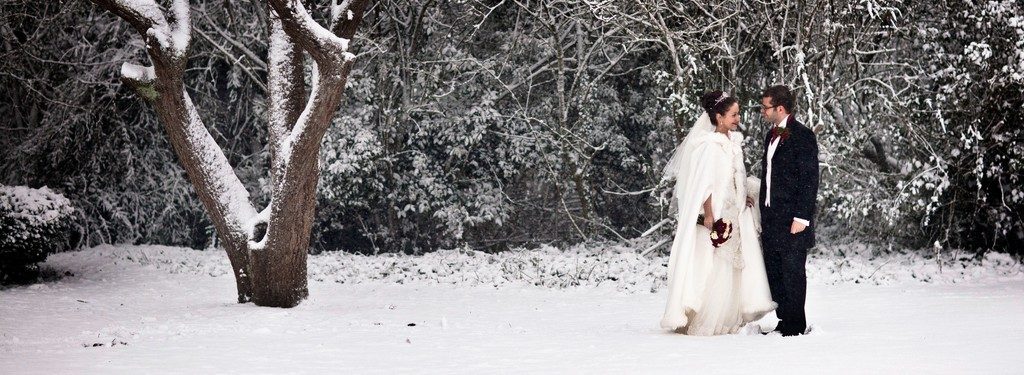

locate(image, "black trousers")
(762, 235), (809, 336)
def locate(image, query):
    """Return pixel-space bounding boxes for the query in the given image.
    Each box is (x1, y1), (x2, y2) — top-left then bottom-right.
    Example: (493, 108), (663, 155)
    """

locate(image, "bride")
(659, 91), (776, 335)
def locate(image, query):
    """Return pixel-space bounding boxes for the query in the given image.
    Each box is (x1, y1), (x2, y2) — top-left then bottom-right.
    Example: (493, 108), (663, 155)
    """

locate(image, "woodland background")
(2, 0), (1021, 254)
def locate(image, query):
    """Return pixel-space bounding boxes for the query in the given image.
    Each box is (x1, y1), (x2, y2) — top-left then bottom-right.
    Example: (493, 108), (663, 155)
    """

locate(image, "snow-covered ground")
(2, 243), (1023, 374)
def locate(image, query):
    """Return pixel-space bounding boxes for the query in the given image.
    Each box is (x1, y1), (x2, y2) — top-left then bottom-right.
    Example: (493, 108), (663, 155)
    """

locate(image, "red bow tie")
(771, 126), (791, 142)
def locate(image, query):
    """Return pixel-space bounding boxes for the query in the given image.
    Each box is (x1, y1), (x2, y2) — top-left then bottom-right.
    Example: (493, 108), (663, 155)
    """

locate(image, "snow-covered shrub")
(900, 0), (1024, 251)
(0, 185), (76, 281)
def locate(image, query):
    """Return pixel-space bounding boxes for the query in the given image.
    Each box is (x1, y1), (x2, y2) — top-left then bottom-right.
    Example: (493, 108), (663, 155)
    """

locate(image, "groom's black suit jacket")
(758, 116), (819, 250)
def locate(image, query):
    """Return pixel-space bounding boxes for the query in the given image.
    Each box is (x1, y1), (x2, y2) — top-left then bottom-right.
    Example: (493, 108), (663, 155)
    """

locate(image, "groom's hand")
(790, 220), (807, 234)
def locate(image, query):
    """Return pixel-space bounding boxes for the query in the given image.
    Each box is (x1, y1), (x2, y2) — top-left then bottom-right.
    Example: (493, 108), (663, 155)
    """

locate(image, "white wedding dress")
(659, 112), (776, 335)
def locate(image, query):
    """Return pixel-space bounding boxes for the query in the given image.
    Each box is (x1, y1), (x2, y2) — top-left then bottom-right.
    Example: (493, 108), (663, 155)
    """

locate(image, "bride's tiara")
(714, 92), (729, 105)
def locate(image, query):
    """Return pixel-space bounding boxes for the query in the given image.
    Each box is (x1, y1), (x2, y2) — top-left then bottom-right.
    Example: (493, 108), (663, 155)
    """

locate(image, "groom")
(757, 85), (819, 337)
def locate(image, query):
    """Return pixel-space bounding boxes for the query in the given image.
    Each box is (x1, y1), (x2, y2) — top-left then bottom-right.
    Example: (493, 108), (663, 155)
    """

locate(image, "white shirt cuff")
(793, 217), (810, 226)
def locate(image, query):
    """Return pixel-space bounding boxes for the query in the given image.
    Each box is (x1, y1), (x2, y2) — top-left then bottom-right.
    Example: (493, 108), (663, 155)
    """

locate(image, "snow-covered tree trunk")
(91, 0), (367, 307)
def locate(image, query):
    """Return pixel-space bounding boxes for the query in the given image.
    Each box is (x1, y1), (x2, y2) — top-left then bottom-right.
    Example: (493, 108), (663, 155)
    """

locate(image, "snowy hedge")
(0, 185), (76, 281)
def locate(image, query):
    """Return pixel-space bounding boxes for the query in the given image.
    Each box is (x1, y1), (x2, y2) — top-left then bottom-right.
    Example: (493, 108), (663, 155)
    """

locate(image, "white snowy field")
(2, 243), (1023, 374)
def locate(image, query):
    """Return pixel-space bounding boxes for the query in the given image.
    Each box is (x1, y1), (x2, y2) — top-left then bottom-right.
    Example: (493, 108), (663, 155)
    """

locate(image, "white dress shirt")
(765, 115), (810, 227)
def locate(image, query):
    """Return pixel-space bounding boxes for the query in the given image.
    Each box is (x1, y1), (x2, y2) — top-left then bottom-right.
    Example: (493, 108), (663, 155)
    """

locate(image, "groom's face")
(760, 97), (782, 125)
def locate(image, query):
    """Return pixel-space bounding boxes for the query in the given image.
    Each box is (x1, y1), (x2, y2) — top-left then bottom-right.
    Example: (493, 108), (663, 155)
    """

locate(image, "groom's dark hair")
(762, 85), (795, 114)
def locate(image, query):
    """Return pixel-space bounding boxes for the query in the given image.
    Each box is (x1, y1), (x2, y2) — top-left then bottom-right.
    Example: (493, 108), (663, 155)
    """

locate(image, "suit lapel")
(770, 117), (800, 163)
(763, 131), (772, 159)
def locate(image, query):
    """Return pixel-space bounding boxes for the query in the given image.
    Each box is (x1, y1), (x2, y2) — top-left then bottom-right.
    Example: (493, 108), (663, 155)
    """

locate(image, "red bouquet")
(709, 218), (733, 248)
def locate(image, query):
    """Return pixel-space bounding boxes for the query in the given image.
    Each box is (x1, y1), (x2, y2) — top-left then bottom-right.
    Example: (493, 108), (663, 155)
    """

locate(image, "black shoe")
(780, 326), (808, 337)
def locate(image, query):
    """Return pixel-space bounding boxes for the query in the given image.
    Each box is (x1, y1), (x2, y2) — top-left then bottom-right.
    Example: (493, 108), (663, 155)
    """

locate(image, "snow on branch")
(181, 93), (258, 236)
(267, 16), (294, 150)
(330, 0), (355, 26)
(120, 62), (155, 82)
(119, 62), (159, 100)
(112, 0), (167, 28)
(95, 0), (191, 57)
(291, 0), (349, 52)
(168, 0), (192, 57)
(270, 0), (351, 60)
(278, 68), (320, 164)
(266, 0), (365, 168)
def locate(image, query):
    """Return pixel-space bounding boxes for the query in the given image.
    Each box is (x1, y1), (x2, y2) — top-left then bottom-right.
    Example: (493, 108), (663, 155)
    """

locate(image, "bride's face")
(716, 103), (740, 132)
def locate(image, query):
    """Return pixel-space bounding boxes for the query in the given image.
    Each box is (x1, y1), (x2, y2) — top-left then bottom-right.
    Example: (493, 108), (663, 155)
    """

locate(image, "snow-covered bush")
(900, 0), (1024, 251)
(0, 185), (76, 282)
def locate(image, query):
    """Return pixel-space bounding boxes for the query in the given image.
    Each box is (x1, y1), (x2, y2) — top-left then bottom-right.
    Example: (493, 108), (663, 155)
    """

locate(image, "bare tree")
(89, 0), (368, 307)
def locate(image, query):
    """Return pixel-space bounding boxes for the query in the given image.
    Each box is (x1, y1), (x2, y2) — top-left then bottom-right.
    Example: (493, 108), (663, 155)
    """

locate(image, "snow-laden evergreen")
(0, 186), (74, 231)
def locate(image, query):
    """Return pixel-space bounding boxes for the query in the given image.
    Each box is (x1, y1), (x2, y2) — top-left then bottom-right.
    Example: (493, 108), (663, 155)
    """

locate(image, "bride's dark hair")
(701, 90), (738, 125)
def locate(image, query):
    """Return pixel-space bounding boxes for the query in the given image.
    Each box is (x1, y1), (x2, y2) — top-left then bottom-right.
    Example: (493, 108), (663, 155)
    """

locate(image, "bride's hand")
(746, 196), (755, 208)
(704, 215), (715, 231)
